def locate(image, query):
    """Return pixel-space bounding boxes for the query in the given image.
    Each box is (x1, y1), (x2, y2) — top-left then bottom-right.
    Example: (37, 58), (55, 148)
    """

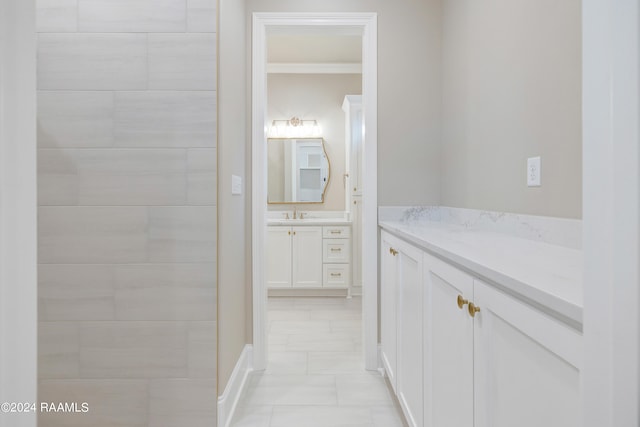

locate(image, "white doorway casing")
(252, 12), (378, 371)
(582, 0), (640, 425)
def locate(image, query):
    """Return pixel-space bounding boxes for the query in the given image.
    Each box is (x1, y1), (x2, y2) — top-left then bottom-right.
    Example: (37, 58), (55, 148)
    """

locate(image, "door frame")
(251, 12), (378, 371)
(582, 0), (639, 425)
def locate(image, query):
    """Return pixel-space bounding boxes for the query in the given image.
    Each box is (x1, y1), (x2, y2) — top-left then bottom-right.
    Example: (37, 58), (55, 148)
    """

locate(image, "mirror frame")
(266, 137), (331, 204)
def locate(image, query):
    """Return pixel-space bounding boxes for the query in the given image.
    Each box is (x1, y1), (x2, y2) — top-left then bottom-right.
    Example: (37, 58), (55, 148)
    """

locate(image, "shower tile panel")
(38, 322), (81, 379)
(78, 0), (187, 33)
(37, 91), (114, 148)
(38, 379), (149, 427)
(187, 321), (217, 378)
(79, 322), (188, 378)
(114, 91), (217, 147)
(37, 0), (78, 32)
(38, 206), (148, 264)
(187, 0), (217, 33)
(148, 379), (217, 427)
(39, 264), (115, 321)
(147, 34), (217, 90)
(114, 264), (216, 321)
(147, 207), (217, 263)
(37, 34), (147, 90)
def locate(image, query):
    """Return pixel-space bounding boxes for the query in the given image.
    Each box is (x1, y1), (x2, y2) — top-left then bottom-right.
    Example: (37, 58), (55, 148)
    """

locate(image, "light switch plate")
(527, 157), (541, 187)
(232, 175), (242, 195)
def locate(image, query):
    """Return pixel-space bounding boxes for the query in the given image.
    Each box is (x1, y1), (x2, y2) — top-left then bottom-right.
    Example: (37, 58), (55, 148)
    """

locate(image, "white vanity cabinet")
(267, 226), (322, 288)
(380, 229), (582, 427)
(380, 230), (424, 427)
(267, 224), (351, 290)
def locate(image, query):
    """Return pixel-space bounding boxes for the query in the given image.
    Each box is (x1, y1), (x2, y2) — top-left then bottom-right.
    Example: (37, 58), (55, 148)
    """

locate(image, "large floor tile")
(266, 352), (307, 375)
(230, 297), (405, 427)
(231, 405), (273, 427)
(270, 406), (372, 427)
(308, 352), (364, 375)
(243, 374), (337, 406)
(336, 373), (394, 406)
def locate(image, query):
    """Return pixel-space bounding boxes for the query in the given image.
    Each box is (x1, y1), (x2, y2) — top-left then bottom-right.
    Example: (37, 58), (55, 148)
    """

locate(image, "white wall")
(440, 0), (582, 219)
(0, 1), (37, 426)
(267, 73), (362, 211)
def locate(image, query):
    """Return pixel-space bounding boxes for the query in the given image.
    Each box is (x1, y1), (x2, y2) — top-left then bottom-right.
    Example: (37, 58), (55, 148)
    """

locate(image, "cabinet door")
(292, 226), (323, 287)
(267, 227), (292, 288)
(396, 241), (424, 427)
(473, 279), (581, 427)
(380, 231), (399, 392)
(423, 253), (474, 427)
(351, 197), (362, 289)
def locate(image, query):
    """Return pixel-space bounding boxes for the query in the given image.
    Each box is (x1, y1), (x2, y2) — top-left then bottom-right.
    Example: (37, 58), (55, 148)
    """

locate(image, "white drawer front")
(323, 238), (351, 263)
(323, 263), (350, 288)
(322, 226), (351, 239)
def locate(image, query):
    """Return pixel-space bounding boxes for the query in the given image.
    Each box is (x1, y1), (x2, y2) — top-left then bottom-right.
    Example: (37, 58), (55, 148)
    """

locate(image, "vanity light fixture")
(268, 116), (322, 138)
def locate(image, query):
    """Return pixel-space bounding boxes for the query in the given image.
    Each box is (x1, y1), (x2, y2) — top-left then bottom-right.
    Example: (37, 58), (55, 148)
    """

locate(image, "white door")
(380, 230), (399, 391)
(396, 241), (424, 427)
(424, 253), (474, 427)
(292, 226), (322, 287)
(266, 227), (292, 288)
(473, 279), (581, 427)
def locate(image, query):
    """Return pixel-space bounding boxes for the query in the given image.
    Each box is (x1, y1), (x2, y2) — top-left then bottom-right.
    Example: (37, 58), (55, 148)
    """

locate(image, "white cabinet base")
(473, 280), (581, 427)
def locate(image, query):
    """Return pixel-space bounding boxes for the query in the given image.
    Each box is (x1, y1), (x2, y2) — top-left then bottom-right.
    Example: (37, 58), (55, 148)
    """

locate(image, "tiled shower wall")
(36, 1), (217, 426)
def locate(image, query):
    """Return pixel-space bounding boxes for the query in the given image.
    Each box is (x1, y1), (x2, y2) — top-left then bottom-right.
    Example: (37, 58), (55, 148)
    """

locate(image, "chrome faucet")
(292, 206), (297, 219)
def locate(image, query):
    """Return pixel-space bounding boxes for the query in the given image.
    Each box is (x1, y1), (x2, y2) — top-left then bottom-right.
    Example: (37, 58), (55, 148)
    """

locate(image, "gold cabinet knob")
(457, 295), (469, 309)
(288, 231), (291, 235)
(389, 248), (398, 256)
(468, 302), (480, 318)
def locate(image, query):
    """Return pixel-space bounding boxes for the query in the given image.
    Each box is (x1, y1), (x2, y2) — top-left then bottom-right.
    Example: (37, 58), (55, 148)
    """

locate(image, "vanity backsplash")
(379, 206), (582, 250)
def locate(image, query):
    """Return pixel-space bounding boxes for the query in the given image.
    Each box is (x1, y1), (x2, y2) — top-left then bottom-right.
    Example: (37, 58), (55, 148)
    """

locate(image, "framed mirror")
(267, 138), (330, 203)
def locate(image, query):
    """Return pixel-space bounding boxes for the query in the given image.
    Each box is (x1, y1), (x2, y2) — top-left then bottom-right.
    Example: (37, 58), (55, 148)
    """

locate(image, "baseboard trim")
(217, 344), (253, 427)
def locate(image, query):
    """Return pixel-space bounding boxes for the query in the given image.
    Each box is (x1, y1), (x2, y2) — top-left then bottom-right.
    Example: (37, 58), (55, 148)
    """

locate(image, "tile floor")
(230, 296), (407, 427)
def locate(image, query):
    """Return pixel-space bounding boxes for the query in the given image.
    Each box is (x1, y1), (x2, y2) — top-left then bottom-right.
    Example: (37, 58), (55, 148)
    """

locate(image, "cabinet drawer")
(323, 238), (351, 263)
(323, 226), (351, 239)
(323, 264), (350, 288)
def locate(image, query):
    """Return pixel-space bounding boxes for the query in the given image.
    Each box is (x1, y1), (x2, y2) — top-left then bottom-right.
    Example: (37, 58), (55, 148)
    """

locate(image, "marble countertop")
(379, 220), (583, 326)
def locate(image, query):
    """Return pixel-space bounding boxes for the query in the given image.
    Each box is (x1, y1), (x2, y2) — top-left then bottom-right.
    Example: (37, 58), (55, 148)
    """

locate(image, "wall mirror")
(267, 138), (330, 203)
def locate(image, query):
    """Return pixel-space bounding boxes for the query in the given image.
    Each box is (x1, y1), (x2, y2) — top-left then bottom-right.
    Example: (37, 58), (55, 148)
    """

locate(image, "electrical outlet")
(527, 157), (541, 187)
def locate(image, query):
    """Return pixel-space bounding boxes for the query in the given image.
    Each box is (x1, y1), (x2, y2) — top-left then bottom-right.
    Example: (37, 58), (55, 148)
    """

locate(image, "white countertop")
(268, 218), (352, 226)
(379, 220), (583, 326)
